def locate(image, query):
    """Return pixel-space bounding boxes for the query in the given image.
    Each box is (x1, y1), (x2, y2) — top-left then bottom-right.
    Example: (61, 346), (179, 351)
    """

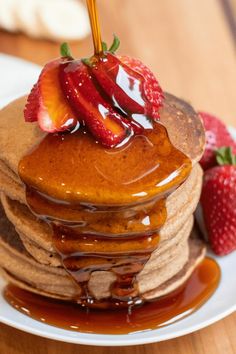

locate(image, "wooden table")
(0, 0), (235, 353)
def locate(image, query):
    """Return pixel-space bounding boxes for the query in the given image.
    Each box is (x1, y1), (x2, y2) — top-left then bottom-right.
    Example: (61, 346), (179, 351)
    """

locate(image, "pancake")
(0, 160), (19, 184)
(0, 93), (205, 207)
(0, 93), (205, 177)
(0, 197), (193, 277)
(160, 93), (205, 164)
(0, 164), (201, 268)
(144, 237), (206, 299)
(0, 201), (205, 300)
(0, 236), (205, 301)
(0, 162), (202, 271)
(16, 215), (193, 267)
(0, 163), (202, 251)
(0, 168), (24, 204)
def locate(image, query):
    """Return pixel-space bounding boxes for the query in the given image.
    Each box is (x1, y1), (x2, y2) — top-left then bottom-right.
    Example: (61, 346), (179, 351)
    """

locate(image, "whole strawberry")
(199, 111), (236, 170)
(201, 147), (236, 255)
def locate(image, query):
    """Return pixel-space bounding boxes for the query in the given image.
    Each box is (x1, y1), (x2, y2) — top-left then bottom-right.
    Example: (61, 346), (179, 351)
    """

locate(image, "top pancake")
(0, 93), (205, 206)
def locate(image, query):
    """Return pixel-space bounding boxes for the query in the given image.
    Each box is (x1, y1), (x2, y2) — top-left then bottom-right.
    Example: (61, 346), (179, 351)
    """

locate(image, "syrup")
(16, 0), (193, 306)
(19, 123), (191, 206)
(4, 258), (220, 334)
(15, 0), (207, 313)
(86, 0), (103, 55)
(18, 122), (191, 306)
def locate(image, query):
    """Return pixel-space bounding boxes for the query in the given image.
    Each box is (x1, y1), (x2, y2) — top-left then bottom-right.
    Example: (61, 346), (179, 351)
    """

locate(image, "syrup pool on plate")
(4, 258), (220, 334)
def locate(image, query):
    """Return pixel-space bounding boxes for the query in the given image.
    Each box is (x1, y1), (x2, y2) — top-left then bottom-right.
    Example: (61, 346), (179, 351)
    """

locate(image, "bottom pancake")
(0, 202), (206, 302)
(0, 237), (205, 303)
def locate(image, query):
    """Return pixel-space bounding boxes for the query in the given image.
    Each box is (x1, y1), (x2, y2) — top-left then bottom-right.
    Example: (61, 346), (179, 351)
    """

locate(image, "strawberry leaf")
(216, 146), (236, 166)
(60, 43), (73, 59)
(102, 41), (108, 52)
(108, 34), (120, 53)
(82, 57), (93, 67)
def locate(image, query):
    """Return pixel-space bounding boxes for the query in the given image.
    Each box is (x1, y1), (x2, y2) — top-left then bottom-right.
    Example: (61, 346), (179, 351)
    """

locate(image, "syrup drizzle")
(18, 122), (191, 307)
(86, 0), (103, 55)
(4, 258), (220, 334)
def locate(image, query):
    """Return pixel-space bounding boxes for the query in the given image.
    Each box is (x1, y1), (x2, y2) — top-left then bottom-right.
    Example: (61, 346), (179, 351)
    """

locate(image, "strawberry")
(59, 59), (131, 147)
(201, 147), (236, 255)
(25, 38), (163, 147)
(89, 36), (163, 126)
(24, 57), (78, 133)
(199, 111), (236, 170)
(119, 55), (163, 120)
(59, 37), (163, 147)
(91, 52), (163, 123)
(24, 83), (40, 122)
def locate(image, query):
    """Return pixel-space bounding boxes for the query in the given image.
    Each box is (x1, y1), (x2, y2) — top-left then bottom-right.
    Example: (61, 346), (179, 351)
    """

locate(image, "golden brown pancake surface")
(0, 94), (204, 206)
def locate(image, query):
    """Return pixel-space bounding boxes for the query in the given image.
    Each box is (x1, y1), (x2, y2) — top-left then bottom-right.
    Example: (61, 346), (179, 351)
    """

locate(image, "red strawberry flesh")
(201, 164), (236, 255)
(59, 60), (132, 147)
(24, 83), (40, 123)
(24, 41), (164, 147)
(199, 111), (236, 170)
(24, 59), (79, 133)
(38, 59), (78, 132)
(120, 55), (163, 120)
(91, 53), (163, 128)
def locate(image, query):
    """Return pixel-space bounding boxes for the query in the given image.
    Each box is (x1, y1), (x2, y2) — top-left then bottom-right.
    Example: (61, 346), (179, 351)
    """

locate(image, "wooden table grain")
(0, 0), (235, 353)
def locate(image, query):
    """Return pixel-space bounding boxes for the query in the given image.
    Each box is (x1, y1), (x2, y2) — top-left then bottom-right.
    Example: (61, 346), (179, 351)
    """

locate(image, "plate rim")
(0, 282), (235, 346)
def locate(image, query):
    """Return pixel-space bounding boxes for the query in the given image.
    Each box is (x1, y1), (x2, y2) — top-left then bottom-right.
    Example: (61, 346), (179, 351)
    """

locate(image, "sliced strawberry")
(90, 53), (163, 125)
(24, 40), (164, 147)
(59, 60), (132, 147)
(24, 58), (78, 133)
(91, 54), (145, 114)
(199, 111), (236, 170)
(24, 83), (40, 122)
(119, 55), (163, 120)
(37, 59), (78, 132)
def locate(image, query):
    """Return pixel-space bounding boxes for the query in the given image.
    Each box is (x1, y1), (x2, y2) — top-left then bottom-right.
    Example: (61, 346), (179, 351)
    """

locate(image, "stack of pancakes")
(0, 93), (206, 302)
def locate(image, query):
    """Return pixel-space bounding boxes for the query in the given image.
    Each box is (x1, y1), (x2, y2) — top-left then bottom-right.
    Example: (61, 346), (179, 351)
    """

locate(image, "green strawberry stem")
(82, 58), (93, 67)
(108, 34), (120, 53)
(102, 41), (108, 52)
(82, 34), (121, 67)
(216, 147), (236, 165)
(60, 42), (73, 59)
(60, 34), (120, 66)
(102, 35), (120, 54)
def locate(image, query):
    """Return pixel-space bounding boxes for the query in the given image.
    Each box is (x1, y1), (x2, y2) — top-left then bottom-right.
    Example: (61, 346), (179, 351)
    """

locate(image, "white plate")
(0, 54), (235, 346)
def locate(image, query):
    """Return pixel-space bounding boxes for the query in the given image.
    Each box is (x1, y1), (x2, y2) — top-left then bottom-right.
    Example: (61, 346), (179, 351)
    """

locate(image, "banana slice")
(0, 0), (90, 42)
(38, 0), (90, 41)
(0, 0), (19, 32)
(13, 0), (42, 38)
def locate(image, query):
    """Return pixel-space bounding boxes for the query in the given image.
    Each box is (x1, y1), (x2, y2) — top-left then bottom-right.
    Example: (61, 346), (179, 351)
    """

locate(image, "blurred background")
(0, 0), (235, 122)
